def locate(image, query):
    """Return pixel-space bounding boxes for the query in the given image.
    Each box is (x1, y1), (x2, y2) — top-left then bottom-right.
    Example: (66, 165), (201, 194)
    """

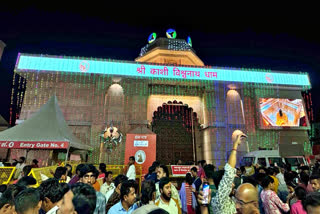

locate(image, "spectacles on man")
(233, 196), (256, 207)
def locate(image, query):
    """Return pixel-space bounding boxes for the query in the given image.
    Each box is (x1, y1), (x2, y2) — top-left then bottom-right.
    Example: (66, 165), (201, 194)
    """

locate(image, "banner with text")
(171, 165), (196, 177)
(124, 134), (156, 175)
(0, 141), (69, 149)
(16, 54), (310, 87)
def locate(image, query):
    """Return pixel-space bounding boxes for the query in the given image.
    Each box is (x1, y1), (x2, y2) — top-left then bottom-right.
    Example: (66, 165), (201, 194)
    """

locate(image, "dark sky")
(1, 3), (320, 123)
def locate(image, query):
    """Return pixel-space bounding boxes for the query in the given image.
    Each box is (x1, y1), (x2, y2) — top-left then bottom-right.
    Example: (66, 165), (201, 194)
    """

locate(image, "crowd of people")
(1, 130), (320, 213)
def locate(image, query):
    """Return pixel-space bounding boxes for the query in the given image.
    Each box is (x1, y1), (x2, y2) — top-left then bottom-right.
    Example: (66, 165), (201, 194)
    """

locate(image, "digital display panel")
(259, 98), (308, 127)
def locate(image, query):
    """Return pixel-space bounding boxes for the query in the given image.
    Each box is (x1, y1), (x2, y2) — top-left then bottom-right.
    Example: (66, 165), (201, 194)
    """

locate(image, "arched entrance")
(152, 101), (200, 165)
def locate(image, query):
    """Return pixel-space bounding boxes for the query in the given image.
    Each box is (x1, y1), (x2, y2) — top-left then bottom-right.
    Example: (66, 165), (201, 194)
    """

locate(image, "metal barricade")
(0, 167), (16, 185)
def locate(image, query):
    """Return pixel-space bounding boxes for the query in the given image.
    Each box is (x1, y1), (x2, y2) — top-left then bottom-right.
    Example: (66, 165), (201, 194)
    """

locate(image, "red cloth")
(187, 205), (196, 214)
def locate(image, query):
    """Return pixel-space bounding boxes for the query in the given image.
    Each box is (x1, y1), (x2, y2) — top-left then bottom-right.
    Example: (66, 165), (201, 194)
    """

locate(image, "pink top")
(261, 189), (290, 214)
(291, 200), (307, 214)
(98, 173), (105, 179)
(197, 167), (205, 179)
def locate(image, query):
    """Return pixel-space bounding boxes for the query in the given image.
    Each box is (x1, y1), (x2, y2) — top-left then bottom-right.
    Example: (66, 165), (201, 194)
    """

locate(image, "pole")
(65, 145), (70, 165)
(99, 139), (104, 163)
(25, 149), (30, 161)
(191, 109), (196, 163)
(240, 99), (249, 153)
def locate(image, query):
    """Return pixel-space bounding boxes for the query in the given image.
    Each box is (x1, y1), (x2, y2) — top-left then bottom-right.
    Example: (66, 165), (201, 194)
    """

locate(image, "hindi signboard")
(124, 134), (156, 175)
(170, 165), (196, 177)
(0, 141), (69, 149)
(16, 54), (310, 87)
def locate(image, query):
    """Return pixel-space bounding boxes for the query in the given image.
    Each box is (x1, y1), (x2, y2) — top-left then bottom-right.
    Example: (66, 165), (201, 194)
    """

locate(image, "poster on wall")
(259, 98), (308, 128)
(124, 132), (156, 175)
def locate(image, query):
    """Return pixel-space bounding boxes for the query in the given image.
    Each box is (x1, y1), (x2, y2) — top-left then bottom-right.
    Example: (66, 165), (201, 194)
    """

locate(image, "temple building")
(2, 31), (312, 167)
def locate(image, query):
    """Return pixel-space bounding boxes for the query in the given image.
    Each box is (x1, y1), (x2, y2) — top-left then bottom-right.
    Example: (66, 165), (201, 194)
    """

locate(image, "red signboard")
(124, 134), (156, 175)
(171, 165), (196, 177)
(0, 141), (69, 149)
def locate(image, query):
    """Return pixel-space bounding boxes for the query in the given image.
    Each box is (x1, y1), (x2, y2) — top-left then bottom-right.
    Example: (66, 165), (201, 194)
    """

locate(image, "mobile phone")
(201, 182), (210, 206)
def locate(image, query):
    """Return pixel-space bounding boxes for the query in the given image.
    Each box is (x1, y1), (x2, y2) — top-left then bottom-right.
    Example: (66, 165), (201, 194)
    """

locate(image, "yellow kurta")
(271, 175), (279, 193)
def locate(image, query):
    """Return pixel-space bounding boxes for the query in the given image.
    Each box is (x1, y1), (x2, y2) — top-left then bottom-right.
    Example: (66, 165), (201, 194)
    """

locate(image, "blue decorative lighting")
(187, 36), (192, 47)
(15, 54), (311, 87)
(166, 29), (177, 39)
(148, 33), (157, 43)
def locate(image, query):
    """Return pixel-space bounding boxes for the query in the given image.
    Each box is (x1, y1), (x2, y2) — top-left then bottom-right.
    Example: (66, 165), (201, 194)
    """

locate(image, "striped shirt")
(185, 183), (192, 206)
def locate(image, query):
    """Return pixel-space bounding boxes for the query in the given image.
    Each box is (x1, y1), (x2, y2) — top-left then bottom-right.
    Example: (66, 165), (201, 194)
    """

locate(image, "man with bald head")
(197, 130), (249, 214)
(234, 183), (260, 214)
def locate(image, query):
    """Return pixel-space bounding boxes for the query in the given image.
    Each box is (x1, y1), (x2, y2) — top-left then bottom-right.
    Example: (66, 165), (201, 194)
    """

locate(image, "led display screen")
(259, 98), (308, 127)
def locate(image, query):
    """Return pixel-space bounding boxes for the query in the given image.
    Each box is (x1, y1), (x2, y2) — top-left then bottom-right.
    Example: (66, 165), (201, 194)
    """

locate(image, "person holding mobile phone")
(197, 130), (247, 214)
(201, 181), (210, 206)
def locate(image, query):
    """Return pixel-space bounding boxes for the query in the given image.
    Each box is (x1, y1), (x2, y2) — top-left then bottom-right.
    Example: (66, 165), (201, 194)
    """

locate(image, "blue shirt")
(146, 172), (158, 182)
(258, 185), (265, 214)
(193, 177), (202, 192)
(107, 201), (138, 214)
(94, 191), (106, 214)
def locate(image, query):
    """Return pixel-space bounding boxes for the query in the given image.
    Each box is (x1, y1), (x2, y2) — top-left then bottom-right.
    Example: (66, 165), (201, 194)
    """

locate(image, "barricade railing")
(28, 165), (58, 187)
(0, 167), (16, 185)
(94, 164), (143, 191)
(1, 164), (143, 191)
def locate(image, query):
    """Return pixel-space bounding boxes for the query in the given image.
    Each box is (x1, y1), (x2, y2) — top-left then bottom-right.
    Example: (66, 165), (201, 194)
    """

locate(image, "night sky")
(1, 4), (320, 123)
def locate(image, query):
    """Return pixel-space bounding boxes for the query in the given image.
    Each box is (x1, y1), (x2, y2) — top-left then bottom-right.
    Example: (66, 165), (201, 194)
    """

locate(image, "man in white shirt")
(15, 156), (26, 179)
(101, 171), (115, 202)
(15, 156), (26, 170)
(155, 177), (181, 214)
(155, 165), (182, 208)
(126, 156), (136, 181)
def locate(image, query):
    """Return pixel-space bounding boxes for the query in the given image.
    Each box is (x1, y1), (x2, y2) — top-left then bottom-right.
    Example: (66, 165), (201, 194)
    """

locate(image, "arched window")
(104, 84), (124, 124)
(226, 89), (244, 124)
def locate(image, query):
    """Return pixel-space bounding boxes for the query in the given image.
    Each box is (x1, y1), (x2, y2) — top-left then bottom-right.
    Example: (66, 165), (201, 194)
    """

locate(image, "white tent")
(0, 96), (92, 151)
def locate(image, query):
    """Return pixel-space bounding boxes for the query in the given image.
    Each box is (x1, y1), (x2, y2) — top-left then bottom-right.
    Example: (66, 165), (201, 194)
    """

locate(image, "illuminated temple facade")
(11, 36), (312, 166)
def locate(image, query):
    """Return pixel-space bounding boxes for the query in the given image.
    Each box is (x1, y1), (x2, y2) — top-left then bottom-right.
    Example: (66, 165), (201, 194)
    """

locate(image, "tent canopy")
(0, 115), (8, 126)
(0, 96), (92, 151)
